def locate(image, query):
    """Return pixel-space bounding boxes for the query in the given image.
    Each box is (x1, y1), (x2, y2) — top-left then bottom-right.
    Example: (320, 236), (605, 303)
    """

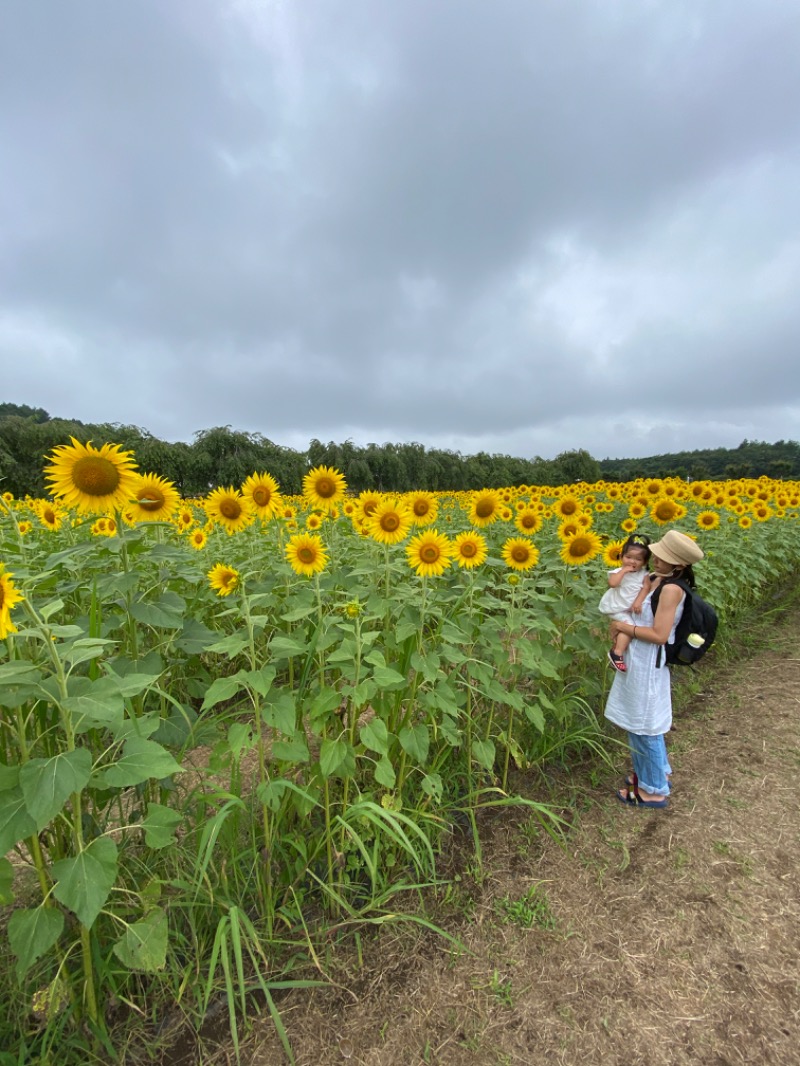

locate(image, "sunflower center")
(220, 499), (243, 520)
(298, 547), (316, 564)
(475, 500), (494, 518)
(137, 489), (166, 512)
(42, 507), (56, 523)
(363, 500), (378, 516)
(521, 514), (535, 528)
(72, 456), (121, 497)
(569, 537), (591, 555)
(560, 500), (577, 515)
(460, 542), (477, 558)
(380, 513), (400, 532)
(253, 487), (271, 507)
(315, 478), (336, 499)
(420, 544), (440, 563)
(414, 501), (431, 516)
(511, 545), (529, 562)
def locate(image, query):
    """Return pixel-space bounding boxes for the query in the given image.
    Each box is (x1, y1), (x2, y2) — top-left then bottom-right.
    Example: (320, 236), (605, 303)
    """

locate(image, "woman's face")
(651, 553), (675, 576)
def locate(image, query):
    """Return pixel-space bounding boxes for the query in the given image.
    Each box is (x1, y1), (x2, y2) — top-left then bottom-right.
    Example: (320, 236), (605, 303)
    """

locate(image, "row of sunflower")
(1, 439), (799, 1057)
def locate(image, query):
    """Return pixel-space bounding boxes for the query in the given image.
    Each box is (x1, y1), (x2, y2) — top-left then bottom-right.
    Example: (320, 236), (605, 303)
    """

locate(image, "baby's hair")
(620, 533), (651, 566)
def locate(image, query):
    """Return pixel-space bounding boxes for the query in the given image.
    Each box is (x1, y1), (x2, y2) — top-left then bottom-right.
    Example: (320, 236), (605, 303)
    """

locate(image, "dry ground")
(226, 605), (800, 1066)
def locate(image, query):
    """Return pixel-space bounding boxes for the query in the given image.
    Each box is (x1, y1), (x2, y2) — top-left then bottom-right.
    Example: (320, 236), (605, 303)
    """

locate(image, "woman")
(605, 529), (704, 808)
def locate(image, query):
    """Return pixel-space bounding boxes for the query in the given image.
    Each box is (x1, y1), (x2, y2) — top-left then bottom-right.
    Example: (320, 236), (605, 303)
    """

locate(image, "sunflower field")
(1, 439), (799, 1062)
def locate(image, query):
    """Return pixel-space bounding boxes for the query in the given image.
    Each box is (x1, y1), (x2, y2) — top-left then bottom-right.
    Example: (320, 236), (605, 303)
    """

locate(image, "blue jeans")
(628, 732), (671, 796)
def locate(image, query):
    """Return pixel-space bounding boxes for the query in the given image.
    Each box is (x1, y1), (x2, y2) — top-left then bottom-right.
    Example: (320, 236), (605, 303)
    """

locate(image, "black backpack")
(651, 577), (718, 667)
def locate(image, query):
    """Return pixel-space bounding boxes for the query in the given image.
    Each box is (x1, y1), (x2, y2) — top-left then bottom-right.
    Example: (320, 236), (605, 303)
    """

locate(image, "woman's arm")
(610, 583), (683, 644)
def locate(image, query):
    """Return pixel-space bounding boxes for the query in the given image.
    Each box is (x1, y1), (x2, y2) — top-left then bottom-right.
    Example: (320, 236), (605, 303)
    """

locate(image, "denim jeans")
(628, 732), (671, 796)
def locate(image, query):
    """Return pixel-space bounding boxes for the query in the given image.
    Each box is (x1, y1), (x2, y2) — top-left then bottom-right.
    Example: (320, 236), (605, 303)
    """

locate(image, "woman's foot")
(616, 786), (668, 809)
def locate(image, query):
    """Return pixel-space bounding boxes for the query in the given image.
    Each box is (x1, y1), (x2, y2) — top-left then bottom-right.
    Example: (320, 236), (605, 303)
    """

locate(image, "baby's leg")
(613, 630), (631, 656)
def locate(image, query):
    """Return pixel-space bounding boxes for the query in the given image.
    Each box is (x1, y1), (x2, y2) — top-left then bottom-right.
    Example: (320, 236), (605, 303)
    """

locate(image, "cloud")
(2, 0), (799, 461)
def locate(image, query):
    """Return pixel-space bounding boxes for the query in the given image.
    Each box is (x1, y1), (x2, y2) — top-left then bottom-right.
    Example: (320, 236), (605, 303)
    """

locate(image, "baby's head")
(620, 533), (651, 570)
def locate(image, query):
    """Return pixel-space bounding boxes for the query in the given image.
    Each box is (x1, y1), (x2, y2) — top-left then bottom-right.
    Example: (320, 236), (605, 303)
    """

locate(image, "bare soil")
(233, 605), (800, 1066)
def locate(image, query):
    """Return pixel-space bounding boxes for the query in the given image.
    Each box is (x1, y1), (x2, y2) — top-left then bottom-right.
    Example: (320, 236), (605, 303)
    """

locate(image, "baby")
(598, 534), (652, 672)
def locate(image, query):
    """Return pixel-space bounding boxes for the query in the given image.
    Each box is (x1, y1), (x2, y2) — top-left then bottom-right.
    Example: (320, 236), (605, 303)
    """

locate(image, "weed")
(495, 883), (557, 929)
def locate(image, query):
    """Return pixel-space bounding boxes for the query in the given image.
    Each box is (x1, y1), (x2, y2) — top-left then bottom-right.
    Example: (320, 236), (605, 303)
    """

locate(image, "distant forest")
(1, 402), (799, 498)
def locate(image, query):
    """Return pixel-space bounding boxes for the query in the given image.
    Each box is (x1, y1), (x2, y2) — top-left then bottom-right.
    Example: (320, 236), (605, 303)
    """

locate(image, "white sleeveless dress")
(604, 589), (685, 737)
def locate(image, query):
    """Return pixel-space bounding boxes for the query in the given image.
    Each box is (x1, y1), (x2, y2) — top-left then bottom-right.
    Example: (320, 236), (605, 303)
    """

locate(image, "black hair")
(620, 533), (651, 566)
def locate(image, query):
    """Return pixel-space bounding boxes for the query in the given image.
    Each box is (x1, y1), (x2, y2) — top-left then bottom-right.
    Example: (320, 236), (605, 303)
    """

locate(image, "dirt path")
(246, 606), (800, 1066)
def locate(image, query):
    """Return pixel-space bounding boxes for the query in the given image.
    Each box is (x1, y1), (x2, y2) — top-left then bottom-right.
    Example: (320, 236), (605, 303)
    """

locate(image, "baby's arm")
(630, 576), (653, 615)
(607, 565), (633, 588)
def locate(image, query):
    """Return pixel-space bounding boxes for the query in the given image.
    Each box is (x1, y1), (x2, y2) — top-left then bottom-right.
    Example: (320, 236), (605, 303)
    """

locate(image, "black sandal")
(608, 650), (626, 672)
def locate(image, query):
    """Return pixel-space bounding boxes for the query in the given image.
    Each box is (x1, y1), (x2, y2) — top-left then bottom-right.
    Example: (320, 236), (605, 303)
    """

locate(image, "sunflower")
(560, 530), (603, 566)
(44, 438), (138, 515)
(557, 518), (582, 541)
(0, 565), (25, 639)
(18, 520), (32, 536)
(285, 533), (328, 577)
(514, 508), (542, 536)
(37, 502), (63, 531)
(241, 472), (282, 521)
(468, 490), (502, 527)
(407, 491), (438, 526)
(752, 503), (772, 522)
(452, 530), (488, 569)
(603, 539), (626, 567)
(306, 512), (324, 531)
(628, 502), (646, 519)
(643, 479), (663, 497)
(367, 498), (413, 545)
(553, 494), (582, 519)
(405, 529), (454, 577)
(128, 473), (180, 523)
(91, 517), (117, 537)
(207, 563), (241, 596)
(738, 515), (752, 529)
(620, 518), (637, 533)
(176, 507), (196, 531)
(356, 490), (382, 521)
(205, 487), (254, 535)
(303, 466), (347, 511)
(502, 537), (540, 571)
(696, 510), (720, 531)
(650, 498), (686, 525)
(189, 529), (208, 550)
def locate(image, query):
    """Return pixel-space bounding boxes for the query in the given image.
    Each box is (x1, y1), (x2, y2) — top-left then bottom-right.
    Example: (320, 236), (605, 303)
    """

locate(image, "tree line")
(0, 403), (798, 499)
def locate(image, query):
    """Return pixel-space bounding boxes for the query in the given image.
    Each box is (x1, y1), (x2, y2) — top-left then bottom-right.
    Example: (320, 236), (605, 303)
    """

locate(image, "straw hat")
(649, 529), (704, 566)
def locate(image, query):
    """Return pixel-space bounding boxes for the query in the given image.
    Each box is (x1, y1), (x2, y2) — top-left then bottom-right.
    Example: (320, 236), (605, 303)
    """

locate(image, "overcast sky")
(2, 1), (800, 463)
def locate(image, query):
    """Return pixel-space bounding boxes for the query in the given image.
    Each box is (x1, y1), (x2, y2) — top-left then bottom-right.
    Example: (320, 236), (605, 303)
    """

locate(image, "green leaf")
(471, 738), (496, 772)
(240, 665), (276, 697)
(398, 723), (430, 765)
(420, 773), (443, 803)
(206, 633), (249, 657)
(39, 598), (65, 621)
(52, 837), (118, 929)
(372, 665), (406, 688)
(524, 702), (546, 732)
(374, 755), (396, 789)
(142, 804), (183, 849)
(103, 738), (183, 788)
(360, 718), (389, 756)
(0, 662), (43, 710)
(129, 596), (185, 629)
(62, 676), (126, 733)
(352, 678), (377, 708)
(0, 857), (14, 904)
(113, 908), (168, 971)
(0, 764), (20, 791)
(319, 738), (356, 779)
(272, 734), (310, 763)
(269, 634), (308, 657)
(0, 787), (37, 855)
(201, 674), (247, 711)
(7, 907), (64, 979)
(280, 605), (316, 622)
(20, 749), (93, 831)
(227, 723), (253, 759)
(175, 617), (219, 654)
(61, 637), (115, 666)
(103, 670), (161, 699)
(261, 692), (296, 735)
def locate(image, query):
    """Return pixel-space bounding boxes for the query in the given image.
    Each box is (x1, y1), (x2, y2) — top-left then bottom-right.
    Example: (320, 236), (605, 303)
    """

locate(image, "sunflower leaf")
(113, 908), (168, 972)
(52, 837), (118, 929)
(103, 738), (183, 787)
(19, 749), (93, 831)
(8, 907), (64, 979)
